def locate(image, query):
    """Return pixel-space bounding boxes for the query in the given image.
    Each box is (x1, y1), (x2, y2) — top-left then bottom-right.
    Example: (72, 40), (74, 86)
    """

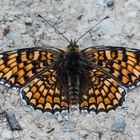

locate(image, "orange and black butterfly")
(0, 16), (140, 114)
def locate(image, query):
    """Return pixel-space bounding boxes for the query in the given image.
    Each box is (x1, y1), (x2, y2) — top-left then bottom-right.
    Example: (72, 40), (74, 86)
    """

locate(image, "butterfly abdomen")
(68, 73), (79, 104)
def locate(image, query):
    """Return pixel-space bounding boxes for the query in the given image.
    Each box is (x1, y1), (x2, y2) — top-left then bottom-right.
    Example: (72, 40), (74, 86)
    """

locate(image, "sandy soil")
(0, 0), (140, 140)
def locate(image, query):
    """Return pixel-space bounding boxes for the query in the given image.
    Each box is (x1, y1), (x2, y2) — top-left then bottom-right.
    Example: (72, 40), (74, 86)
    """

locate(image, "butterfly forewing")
(0, 47), (63, 88)
(82, 46), (140, 89)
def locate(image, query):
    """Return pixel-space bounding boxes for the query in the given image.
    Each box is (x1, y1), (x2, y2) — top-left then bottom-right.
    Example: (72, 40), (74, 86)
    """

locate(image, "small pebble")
(55, 113), (63, 122)
(78, 130), (89, 138)
(7, 16), (15, 22)
(107, 0), (114, 7)
(25, 17), (33, 26)
(77, 15), (83, 20)
(1, 129), (13, 140)
(7, 39), (15, 48)
(111, 118), (125, 132)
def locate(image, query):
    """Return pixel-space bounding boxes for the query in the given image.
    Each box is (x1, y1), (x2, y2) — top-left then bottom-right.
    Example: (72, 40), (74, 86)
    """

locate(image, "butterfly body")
(55, 40), (90, 105)
(0, 40), (140, 113)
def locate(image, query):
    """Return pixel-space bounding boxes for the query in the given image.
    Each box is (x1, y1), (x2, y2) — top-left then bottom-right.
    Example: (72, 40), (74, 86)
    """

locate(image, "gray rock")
(7, 39), (15, 48)
(25, 17), (33, 26)
(111, 118), (125, 132)
(77, 15), (83, 20)
(54, 113), (63, 122)
(107, 0), (114, 7)
(7, 16), (15, 22)
(78, 130), (89, 138)
(1, 129), (13, 140)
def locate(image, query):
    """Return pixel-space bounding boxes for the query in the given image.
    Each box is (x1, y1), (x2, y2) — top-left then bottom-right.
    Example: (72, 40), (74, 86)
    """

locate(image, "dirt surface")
(0, 0), (140, 140)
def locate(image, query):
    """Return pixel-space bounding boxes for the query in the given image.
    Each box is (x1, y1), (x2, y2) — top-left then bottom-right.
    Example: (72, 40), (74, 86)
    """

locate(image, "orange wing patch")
(21, 69), (68, 113)
(0, 47), (62, 88)
(80, 69), (126, 113)
(82, 46), (140, 89)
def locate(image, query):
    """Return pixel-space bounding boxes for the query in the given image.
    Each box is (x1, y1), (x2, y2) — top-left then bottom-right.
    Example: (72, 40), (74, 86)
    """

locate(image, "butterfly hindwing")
(80, 68), (126, 113)
(0, 47), (63, 88)
(21, 69), (68, 113)
(82, 46), (140, 89)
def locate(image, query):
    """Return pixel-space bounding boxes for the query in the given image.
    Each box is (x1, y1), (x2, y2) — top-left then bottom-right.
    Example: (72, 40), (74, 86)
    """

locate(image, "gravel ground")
(0, 0), (140, 140)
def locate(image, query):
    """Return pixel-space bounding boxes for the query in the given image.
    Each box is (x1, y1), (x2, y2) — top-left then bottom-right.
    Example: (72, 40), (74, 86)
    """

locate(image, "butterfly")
(0, 16), (140, 114)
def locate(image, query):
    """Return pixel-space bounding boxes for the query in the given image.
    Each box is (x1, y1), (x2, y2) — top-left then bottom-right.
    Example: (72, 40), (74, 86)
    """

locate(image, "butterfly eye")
(67, 45), (71, 48)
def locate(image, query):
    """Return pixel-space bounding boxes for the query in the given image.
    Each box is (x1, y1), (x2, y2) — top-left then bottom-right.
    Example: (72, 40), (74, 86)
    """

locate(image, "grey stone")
(54, 113), (63, 122)
(111, 118), (125, 132)
(25, 17), (33, 26)
(7, 39), (15, 48)
(7, 16), (15, 22)
(1, 129), (13, 139)
(107, 0), (114, 7)
(78, 130), (89, 138)
(77, 15), (83, 20)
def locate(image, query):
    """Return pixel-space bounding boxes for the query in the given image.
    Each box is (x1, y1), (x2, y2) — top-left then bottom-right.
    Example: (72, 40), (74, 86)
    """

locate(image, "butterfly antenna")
(38, 14), (71, 44)
(75, 16), (110, 44)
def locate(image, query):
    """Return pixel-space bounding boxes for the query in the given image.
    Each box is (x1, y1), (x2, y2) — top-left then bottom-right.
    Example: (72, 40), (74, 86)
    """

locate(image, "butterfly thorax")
(65, 46), (80, 71)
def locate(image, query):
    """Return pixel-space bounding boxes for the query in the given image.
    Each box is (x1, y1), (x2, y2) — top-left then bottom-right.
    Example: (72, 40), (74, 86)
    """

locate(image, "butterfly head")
(66, 39), (79, 52)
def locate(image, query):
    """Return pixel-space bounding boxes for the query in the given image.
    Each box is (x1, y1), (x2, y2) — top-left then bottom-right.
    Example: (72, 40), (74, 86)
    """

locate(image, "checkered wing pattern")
(82, 46), (140, 89)
(0, 47), (62, 88)
(80, 46), (140, 113)
(80, 69), (126, 113)
(21, 69), (68, 113)
(0, 47), (68, 113)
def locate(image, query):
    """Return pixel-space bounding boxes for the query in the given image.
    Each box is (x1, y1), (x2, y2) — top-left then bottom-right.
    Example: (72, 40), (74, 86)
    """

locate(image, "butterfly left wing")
(80, 68), (126, 113)
(21, 69), (68, 113)
(0, 47), (63, 88)
(82, 46), (140, 89)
